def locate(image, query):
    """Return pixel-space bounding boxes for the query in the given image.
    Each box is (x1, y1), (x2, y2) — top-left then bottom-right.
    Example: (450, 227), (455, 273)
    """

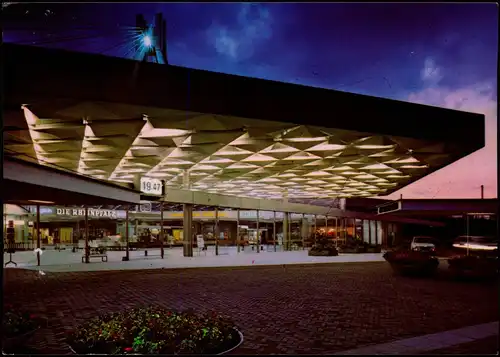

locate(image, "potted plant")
(67, 306), (243, 355)
(448, 255), (498, 280)
(2, 308), (44, 353)
(308, 236), (339, 256)
(383, 249), (439, 276)
(366, 244), (382, 253)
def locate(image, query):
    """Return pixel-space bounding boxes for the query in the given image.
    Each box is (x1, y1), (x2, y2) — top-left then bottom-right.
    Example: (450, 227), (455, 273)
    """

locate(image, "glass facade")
(363, 220), (370, 243)
(8, 204), (422, 253)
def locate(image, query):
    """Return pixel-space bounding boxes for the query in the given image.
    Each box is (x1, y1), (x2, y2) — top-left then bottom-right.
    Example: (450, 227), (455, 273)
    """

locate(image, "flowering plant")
(67, 306), (240, 355)
(2, 307), (41, 338)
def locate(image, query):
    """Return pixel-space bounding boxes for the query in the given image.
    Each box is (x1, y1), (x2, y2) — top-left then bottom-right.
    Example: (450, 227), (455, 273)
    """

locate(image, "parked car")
(410, 236), (436, 253)
(452, 236), (498, 255)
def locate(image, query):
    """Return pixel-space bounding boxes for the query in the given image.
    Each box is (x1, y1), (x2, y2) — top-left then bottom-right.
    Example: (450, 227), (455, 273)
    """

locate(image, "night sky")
(3, 3), (498, 198)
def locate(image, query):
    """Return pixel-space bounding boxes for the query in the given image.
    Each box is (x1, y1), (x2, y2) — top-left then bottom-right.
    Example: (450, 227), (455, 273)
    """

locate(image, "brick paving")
(3, 262), (498, 355)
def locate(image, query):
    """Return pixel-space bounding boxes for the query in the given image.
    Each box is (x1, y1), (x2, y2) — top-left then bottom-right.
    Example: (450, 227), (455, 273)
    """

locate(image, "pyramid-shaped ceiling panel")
(165, 115), (244, 131)
(130, 146), (175, 158)
(186, 130), (244, 146)
(55, 102), (125, 120)
(6, 102), (466, 199)
(88, 119), (145, 137)
(38, 140), (82, 152)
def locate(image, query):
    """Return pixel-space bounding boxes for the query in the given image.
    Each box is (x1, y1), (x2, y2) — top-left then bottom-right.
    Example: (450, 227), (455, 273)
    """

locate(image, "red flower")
(124, 347), (133, 352)
(98, 330), (102, 334)
(167, 312), (172, 316)
(29, 314), (37, 319)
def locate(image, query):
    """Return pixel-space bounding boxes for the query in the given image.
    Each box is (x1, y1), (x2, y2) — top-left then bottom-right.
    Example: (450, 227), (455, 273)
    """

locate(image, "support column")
(283, 212), (289, 251)
(368, 219), (372, 245)
(325, 216), (329, 240)
(236, 209), (240, 253)
(289, 213), (292, 250)
(301, 213), (306, 249)
(256, 210), (260, 253)
(215, 206), (219, 256)
(160, 203), (164, 259)
(36, 204), (41, 266)
(122, 207), (130, 261)
(134, 219), (138, 242)
(84, 206), (89, 263)
(464, 213), (470, 256)
(183, 169), (191, 190)
(183, 203), (193, 257)
(73, 219), (80, 252)
(334, 217), (338, 247)
(273, 211), (277, 252)
(313, 215), (317, 245)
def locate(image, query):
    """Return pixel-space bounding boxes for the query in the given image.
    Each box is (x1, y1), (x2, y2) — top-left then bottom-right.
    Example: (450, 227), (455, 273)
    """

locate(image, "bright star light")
(143, 35), (152, 47)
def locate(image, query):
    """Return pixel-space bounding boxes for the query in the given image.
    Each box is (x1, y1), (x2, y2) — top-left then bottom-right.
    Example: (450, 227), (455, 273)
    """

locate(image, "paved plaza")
(4, 246), (386, 272)
(3, 261), (498, 355)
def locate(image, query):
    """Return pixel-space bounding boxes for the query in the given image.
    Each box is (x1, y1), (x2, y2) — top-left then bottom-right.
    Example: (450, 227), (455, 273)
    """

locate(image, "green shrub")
(67, 306), (240, 355)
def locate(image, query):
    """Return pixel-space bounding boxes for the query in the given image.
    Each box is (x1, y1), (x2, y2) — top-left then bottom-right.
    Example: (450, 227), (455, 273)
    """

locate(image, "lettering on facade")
(56, 208), (118, 219)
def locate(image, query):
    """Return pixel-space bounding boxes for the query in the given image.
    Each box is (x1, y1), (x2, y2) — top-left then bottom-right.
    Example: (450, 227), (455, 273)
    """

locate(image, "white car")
(452, 236), (498, 251)
(410, 236), (436, 252)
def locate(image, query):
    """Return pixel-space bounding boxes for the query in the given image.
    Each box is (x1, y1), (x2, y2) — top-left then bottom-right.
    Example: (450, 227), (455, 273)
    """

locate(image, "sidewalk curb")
(334, 321), (499, 355)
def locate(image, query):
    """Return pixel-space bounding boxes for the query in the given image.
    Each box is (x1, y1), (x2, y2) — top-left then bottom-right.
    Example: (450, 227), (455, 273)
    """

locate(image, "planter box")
(366, 246), (382, 253)
(448, 257), (498, 280)
(339, 246), (366, 254)
(308, 249), (339, 257)
(68, 328), (244, 355)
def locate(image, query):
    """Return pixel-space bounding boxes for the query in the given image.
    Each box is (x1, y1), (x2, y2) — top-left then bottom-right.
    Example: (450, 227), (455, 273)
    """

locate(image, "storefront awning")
(3, 43), (485, 201)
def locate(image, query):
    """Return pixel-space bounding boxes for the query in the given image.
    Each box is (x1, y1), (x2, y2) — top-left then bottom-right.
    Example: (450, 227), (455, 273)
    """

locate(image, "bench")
(82, 253), (108, 262)
(82, 247), (108, 262)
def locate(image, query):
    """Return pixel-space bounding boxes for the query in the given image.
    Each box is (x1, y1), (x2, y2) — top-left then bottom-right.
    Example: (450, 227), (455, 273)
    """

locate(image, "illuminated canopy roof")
(3, 44), (485, 200)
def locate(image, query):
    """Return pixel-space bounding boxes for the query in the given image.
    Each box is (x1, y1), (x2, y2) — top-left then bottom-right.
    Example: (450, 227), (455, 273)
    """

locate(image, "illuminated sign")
(377, 201), (402, 215)
(56, 208), (118, 219)
(140, 177), (163, 196)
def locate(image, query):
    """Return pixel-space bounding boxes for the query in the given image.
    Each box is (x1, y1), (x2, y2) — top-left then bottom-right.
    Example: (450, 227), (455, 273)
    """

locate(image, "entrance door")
(60, 228), (73, 243)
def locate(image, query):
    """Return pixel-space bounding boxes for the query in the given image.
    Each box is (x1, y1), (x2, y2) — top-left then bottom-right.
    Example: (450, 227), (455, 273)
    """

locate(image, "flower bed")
(67, 306), (242, 355)
(2, 308), (42, 352)
(383, 250), (439, 277)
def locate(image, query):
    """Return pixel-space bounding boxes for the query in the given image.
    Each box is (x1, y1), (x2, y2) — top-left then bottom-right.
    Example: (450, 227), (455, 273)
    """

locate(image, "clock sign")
(140, 177), (163, 196)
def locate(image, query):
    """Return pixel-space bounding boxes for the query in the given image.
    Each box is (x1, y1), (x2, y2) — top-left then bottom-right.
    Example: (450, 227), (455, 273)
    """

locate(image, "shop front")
(26, 206), (127, 245)
(3, 204), (32, 250)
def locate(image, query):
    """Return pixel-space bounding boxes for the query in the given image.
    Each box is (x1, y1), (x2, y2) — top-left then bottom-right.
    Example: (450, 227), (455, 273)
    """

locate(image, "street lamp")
(143, 35), (152, 48)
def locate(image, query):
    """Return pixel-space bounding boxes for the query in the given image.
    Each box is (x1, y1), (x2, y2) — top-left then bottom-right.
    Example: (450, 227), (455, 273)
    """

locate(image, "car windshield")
(414, 237), (433, 243)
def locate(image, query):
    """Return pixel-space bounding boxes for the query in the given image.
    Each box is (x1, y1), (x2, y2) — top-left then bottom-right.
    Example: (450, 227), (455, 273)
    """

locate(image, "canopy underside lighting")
(4, 102), (460, 200)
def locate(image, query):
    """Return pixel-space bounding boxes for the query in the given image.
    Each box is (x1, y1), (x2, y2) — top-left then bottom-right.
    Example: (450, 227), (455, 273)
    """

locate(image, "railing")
(2, 242), (36, 251)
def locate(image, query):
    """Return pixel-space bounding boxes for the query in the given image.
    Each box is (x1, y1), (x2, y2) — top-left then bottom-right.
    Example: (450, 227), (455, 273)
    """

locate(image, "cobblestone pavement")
(421, 335), (498, 355)
(3, 262), (498, 355)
